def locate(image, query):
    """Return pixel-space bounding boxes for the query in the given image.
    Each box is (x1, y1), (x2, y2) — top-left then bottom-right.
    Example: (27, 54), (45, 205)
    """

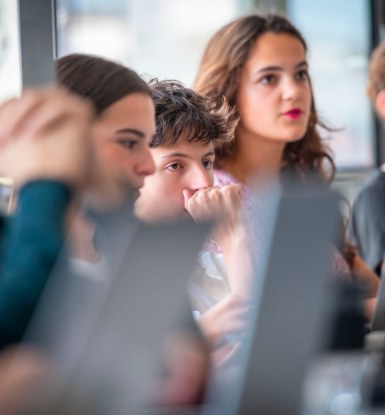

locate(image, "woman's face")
(235, 32), (312, 145)
(90, 93), (156, 209)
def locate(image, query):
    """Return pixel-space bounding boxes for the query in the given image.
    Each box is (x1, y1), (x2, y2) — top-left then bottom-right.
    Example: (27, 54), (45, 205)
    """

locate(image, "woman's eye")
(260, 74), (276, 85)
(202, 160), (213, 170)
(118, 140), (138, 149)
(166, 163), (182, 171)
(296, 70), (309, 81)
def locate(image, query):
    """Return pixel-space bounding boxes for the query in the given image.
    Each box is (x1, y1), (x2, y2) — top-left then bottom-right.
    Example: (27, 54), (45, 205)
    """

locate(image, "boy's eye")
(118, 139), (138, 149)
(166, 162), (182, 171)
(202, 160), (213, 170)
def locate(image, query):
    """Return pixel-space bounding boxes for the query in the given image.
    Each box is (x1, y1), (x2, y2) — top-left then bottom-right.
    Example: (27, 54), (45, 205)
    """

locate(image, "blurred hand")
(0, 87), (94, 189)
(151, 331), (210, 407)
(0, 346), (53, 415)
(198, 293), (249, 347)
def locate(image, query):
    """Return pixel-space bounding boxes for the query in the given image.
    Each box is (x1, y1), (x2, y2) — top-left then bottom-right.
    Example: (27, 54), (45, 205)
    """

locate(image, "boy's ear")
(375, 90), (385, 119)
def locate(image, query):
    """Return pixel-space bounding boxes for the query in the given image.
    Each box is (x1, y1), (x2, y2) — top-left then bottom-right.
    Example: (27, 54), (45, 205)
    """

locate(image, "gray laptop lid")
(204, 181), (339, 415)
(25, 220), (210, 414)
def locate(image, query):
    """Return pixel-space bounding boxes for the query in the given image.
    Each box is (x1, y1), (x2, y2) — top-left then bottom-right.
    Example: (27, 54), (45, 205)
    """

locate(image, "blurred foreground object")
(0, 177), (13, 214)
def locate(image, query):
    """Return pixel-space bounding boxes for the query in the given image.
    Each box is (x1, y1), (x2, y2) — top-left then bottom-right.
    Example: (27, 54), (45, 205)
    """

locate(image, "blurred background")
(2, 0), (385, 201)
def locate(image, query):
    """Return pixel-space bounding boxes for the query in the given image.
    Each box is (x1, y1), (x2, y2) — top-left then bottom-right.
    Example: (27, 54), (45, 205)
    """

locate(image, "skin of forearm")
(214, 224), (253, 297)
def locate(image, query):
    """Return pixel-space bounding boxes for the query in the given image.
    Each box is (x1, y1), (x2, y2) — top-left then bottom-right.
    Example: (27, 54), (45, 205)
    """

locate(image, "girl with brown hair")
(194, 13), (378, 317)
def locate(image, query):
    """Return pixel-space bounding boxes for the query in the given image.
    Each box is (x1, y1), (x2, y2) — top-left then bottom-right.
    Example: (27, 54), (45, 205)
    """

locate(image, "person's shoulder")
(356, 169), (385, 198)
(213, 169), (240, 187)
(214, 168), (233, 184)
(18, 180), (72, 202)
(365, 167), (385, 187)
(352, 169), (385, 214)
(376, 164), (385, 185)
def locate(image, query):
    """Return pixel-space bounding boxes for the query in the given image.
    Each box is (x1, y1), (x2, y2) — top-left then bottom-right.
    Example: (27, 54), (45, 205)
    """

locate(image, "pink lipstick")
(284, 108), (302, 119)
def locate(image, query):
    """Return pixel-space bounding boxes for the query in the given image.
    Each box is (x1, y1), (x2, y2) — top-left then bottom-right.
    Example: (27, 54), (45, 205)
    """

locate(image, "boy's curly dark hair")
(148, 79), (236, 149)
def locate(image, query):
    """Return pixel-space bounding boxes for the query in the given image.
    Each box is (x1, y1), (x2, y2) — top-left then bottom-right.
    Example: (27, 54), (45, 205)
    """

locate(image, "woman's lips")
(284, 108), (302, 119)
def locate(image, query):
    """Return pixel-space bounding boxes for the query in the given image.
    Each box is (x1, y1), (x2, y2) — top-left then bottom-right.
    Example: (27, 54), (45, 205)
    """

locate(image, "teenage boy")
(134, 80), (253, 348)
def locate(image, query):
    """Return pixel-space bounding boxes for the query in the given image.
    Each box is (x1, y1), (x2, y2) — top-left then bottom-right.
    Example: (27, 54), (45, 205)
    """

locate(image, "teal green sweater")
(0, 181), (71, 348)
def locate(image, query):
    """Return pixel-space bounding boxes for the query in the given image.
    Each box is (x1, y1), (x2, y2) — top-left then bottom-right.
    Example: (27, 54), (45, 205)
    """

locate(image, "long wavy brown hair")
(194, 14), (335, 183)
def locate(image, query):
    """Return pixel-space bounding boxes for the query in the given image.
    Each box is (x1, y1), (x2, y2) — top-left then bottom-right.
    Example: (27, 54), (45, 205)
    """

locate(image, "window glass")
(56, 0), (251, 84)
(56, 0), (374, 171)
(287, 0), (373, 170)
(0, 0), (21, 101)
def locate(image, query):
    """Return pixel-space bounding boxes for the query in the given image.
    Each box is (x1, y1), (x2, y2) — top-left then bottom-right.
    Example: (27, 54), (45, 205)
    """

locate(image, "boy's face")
(134, 138), (215, 223)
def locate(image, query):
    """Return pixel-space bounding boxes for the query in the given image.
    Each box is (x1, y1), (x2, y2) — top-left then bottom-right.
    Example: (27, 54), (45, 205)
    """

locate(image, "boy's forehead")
(152, 138), (215, 156)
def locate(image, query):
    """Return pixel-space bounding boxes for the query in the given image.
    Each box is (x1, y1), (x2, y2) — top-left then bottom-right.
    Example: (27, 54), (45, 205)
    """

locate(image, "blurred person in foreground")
(0, 87), (94, 414)
(0, 87), (94, 346)
(0, 55), (211, 413)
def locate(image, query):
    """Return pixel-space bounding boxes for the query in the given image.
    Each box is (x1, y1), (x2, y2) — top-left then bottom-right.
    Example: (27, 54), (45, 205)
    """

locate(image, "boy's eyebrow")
(161, 152), (190, 159)
(203, 150), (215, 158)
(161, 150), (215, 159)
(255, 60), (308, 74)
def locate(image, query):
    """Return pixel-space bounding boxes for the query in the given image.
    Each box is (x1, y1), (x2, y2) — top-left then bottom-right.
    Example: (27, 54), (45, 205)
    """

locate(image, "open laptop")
(202, 180), (340, 415)
(24, 219), (211, 414)
(24, 181), (339, 415)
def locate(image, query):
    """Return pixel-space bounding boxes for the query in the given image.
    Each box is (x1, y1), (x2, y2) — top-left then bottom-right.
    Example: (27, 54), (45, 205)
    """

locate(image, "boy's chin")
(164, 210), (194, 224)
(132, 188), (141, 199)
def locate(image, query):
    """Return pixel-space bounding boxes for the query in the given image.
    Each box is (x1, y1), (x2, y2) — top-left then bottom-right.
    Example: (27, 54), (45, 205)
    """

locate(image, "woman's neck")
(222, 131), (285, 184)
(68, 208), (102, 263)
